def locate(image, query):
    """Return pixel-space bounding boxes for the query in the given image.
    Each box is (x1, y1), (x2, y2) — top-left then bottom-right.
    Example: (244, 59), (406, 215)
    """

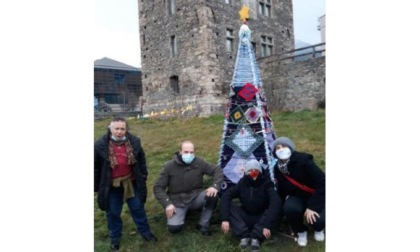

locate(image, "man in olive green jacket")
(153, 140), (223, 236)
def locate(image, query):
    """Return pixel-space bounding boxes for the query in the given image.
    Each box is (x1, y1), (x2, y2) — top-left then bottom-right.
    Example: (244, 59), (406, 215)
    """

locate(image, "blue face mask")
(182, 154), (195, 164)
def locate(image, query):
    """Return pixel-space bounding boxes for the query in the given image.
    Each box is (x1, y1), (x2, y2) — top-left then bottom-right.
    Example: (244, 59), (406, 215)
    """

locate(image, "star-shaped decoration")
(239, 5), (250, 22)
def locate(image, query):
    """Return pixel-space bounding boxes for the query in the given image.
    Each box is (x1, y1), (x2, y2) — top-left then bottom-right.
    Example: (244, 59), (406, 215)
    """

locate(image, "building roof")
(94, 57), (140, 72)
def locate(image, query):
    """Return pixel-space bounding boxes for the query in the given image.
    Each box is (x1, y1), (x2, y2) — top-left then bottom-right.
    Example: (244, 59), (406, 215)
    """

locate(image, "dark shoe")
(196, 224), (211, 236)
(110, 241), (120, 251)
(142, 233), (158, 242)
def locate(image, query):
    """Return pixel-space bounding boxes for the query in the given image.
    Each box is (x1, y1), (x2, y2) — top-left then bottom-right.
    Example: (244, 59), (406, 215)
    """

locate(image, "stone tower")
(138, 0), (294, 117)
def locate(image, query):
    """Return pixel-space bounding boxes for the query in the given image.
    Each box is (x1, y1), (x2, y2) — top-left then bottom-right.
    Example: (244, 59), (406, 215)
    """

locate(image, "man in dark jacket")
(220, 160), (281, 252)
(153, 140), (223, 236)
(94, 117), (157, 251)
(273, 136), (325, 247)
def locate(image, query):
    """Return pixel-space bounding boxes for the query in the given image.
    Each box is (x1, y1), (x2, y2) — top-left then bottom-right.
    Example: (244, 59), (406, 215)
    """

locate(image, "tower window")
(260, 35), (273, 57)
(258, 0), (271, 17)
(226, 28), (234, 53)
(169, 75), (179, 94)
(168, 0), (175, 15)
(170, 35), (177, 57)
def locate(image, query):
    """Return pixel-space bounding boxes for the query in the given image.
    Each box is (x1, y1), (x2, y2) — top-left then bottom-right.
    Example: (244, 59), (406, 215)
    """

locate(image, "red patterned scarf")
(108, 139), (137, 169)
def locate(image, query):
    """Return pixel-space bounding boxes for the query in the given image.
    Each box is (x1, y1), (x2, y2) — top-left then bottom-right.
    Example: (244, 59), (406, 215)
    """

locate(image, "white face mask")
(276, 147), (291, 160)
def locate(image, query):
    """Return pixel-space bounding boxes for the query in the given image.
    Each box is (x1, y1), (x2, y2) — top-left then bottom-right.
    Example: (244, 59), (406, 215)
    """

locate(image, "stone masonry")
(138, 0), (294, 117)
(259, 55), (325, 111)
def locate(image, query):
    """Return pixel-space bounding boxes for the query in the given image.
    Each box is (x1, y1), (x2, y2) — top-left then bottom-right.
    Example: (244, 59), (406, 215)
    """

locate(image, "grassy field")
(94, 109), (325, 252)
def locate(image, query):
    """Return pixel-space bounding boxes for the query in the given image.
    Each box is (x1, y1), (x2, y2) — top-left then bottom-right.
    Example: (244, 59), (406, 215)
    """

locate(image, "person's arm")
(203, 160), (223, 192)
(94, 143), (101, 193)
(220, 183), (240, 222)
(153, 164), (173, 209)
(305, 158), (325, 213)
(261, 180), (282, 230)
(220, 182), (241, 234)
(132, 137), (148, 203)
(136, 138), (148, 182)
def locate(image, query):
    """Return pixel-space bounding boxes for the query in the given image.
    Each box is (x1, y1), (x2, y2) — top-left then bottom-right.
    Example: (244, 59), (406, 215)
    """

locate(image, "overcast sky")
(94, 0), (325, 68)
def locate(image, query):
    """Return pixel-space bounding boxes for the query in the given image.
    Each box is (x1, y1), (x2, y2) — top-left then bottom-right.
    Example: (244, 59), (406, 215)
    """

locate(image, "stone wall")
(138, 0), (294, 117)
(258, 55), (326, 111)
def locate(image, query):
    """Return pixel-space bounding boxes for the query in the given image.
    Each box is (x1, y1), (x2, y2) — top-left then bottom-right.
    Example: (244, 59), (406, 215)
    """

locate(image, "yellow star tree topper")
(239, 5), (250, 22)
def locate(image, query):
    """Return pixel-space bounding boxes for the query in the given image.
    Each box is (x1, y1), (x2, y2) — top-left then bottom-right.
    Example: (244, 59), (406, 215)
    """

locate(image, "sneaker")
(314, 230), (325, 241)
(110, 241), (120, 251)
(297, 231), (307, 247)
(142, 233), (158, 242)
(196, 224), (211, 236)
(239, 238), (250, 249)
(250, 239), (260, 252)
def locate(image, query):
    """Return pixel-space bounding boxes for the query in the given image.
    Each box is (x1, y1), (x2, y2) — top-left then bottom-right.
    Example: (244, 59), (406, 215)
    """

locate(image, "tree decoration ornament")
(239, 5), (250, 22)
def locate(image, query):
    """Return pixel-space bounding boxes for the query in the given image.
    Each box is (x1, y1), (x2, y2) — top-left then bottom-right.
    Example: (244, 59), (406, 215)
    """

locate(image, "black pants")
(228, 203), (270, 241)
(283, 195), (325, 233)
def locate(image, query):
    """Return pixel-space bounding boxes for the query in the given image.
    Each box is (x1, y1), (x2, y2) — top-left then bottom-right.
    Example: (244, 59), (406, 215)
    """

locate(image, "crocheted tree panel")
(225, 125), (264, 158)
(238, 83), (258, 101)
(218, 20), (278, 192)
(244, 106), (261, 123)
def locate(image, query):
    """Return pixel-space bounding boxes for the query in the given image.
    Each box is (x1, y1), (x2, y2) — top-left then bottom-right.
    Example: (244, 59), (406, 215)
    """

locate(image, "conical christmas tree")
(218, 6), (277, 192)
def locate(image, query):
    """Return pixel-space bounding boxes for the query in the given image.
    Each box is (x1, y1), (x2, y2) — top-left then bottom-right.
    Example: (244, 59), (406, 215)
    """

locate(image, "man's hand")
(205, 187), (218, 197)
(221, 221), (230, 234)
(165, 204), (176, 219)
(304, 208), (320, 225)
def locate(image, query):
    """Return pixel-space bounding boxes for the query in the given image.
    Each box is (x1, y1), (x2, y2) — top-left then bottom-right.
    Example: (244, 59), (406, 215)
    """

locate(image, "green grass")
(94, 109), (325, 252)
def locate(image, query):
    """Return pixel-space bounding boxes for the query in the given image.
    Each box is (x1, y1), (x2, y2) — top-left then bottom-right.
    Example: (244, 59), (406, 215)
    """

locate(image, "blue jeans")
(106, 182), (152, 242)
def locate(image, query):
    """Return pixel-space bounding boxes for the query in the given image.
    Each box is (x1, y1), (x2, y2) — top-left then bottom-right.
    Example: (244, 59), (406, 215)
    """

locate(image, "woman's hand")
(304, 208), (320, 225)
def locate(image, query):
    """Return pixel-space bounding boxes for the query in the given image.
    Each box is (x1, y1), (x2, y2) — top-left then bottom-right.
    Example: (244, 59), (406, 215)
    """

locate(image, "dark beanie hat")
(273, 137), (296, 152)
